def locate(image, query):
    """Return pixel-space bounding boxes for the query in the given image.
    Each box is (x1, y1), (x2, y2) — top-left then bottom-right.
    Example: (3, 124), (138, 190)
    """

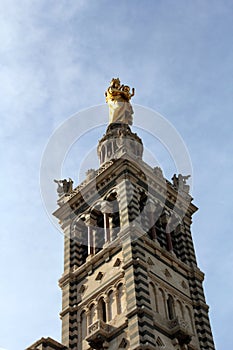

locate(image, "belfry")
(27, 79), (215, 350)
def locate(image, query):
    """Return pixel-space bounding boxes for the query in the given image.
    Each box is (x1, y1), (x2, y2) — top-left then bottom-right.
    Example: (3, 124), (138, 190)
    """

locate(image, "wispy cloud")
(1, 1), (233, 349)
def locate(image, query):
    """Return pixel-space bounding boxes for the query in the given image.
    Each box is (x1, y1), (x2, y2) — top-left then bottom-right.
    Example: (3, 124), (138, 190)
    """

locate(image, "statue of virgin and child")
(105, 78), (135, 125)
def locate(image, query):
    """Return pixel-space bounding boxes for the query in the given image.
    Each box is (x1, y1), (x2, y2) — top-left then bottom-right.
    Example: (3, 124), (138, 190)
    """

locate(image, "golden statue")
(105, 78), (135, 125)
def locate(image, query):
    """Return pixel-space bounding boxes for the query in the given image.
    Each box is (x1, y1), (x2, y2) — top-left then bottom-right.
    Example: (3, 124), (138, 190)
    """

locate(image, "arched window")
(185, 305), (194, 332)
(98, 298), (107, 322)
(149, 282), (158, 312)
(89, 303), (95, 325)
(176, 299), (184, 319)
(157, 288), (166, 317)
(80, 310), (87, 339)
(108, 290), (114, 321)
(117, 283), (124, 314)
(167, 295), (175, 320)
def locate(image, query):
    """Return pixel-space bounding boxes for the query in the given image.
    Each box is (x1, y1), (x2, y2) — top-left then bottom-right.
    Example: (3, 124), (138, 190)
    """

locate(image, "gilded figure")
(105, 78), (135, 125)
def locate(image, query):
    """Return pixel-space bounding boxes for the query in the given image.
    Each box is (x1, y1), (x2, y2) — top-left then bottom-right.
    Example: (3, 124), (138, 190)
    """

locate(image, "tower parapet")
(97, 123), (143, 165)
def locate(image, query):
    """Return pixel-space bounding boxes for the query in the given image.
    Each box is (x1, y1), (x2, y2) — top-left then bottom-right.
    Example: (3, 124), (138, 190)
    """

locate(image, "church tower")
(31, 79), (215, 350)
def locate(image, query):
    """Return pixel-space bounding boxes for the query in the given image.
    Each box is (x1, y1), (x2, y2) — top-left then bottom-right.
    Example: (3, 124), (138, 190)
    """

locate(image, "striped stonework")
(26, 337), (67, 350)
(51, 123), (215, 350)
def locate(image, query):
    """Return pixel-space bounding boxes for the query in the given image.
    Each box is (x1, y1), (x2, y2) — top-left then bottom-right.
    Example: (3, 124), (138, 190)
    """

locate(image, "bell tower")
(51, 79), (215, 350)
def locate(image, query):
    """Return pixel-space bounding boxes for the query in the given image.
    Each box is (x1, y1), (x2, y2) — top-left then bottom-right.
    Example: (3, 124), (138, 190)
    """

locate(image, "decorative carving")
(119, 338), (128, 348)
(86, 169), (96, 181)
(79, 285), (86, 294)
(54, 178), (73, 196)
(90, 321), (108, 332)
(147, 257), (154, 266)
(169, 317), (187, 329)
(156, 336), (165, 347)
(164, 268), (172, 278)
(172, 174), (190, 193)
(105, 78), (135, 125)
(86, 320), (112, 349)
(169, 317), (192, 345)
(181, 281), (188, 289)
(113, 258), (121, 267)
(153, 166), (164, 178)
(95, 271), (104, 281)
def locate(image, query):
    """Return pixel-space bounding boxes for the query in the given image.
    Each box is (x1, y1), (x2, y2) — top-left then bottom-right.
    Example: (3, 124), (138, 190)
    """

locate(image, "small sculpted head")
(122, 85), (130, 93)
(110, 78), (121, 89)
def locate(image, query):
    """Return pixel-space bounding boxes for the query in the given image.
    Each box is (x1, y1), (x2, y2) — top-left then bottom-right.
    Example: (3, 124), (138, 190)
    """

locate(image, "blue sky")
(1, 1), (233, 349)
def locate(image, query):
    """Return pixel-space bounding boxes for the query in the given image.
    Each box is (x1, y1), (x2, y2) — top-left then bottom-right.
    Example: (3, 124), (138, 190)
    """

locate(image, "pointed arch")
(116, 283), (124, 314)
(157, 288), (166, 317)
(80, 310), (87, 340)
(175, 299), (184, 319)
(149, 282), (158, 313)
(156, 336), (165, 347)
(89, 303), (95, 325)
(167, 294), (175, 320)
(185, 305), (194, 332)
(108, 290), (115, 321)
(119, 337), (128, 348)
(98, 297), (107, 322)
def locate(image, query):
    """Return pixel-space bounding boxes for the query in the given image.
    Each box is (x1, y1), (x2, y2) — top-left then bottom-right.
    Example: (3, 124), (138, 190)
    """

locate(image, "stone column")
(104, 213), (110, 242)
(108, 214), (114, 241)
(101, 202), (112, 244)
(85, 214), (97, 256)
(104, 296), (110, 322)
(88, 226), (94, 255)
(115, 290), (120, 315)
(86, 309), (91, 327)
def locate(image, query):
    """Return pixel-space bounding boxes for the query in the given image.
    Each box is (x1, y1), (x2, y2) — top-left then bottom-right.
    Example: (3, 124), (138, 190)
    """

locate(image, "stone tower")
(27, 79), (215, 350)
